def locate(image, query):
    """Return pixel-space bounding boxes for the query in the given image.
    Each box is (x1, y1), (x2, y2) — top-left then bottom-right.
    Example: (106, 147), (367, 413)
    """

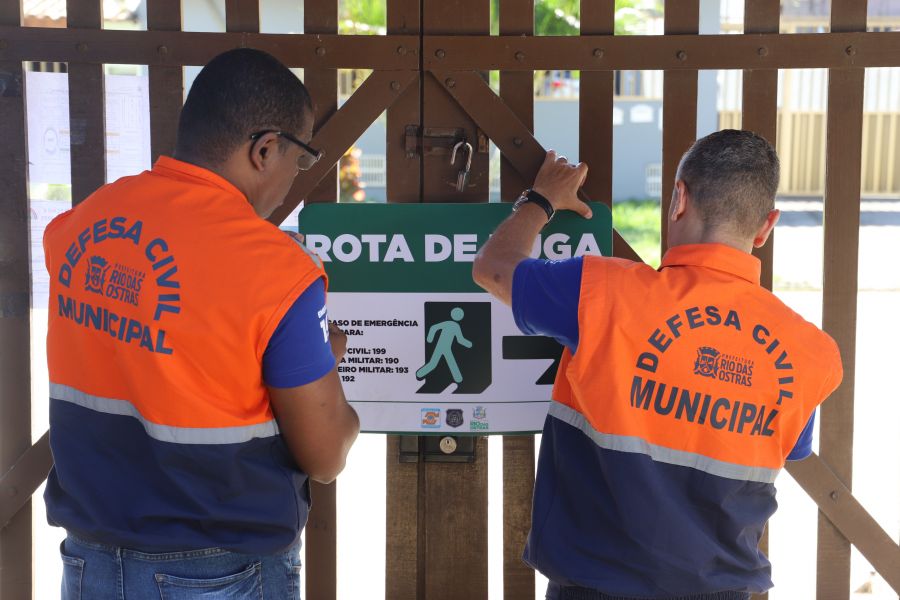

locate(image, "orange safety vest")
(552, 246), (841, 479)
(43, 156), (326, 552)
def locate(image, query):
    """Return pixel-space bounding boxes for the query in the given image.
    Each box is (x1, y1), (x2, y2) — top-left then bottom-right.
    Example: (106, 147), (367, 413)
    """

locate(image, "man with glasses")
(43, 48), (358, 598)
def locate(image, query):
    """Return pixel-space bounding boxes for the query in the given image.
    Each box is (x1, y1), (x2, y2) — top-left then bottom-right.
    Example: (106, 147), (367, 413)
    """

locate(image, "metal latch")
(404, 126), (489, 158)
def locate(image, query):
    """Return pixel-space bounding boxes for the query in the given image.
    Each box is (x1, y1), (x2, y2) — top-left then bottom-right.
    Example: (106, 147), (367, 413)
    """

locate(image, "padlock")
(450, 140), (474, 192)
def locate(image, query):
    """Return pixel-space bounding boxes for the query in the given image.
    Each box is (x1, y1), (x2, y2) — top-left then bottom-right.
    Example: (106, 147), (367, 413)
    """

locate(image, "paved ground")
(30, 200), (900, 599)
(774, 199), (900, 291)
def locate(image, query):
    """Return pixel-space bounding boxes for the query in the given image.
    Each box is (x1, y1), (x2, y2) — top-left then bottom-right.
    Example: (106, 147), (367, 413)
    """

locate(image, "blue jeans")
(60, 534), (302, 599)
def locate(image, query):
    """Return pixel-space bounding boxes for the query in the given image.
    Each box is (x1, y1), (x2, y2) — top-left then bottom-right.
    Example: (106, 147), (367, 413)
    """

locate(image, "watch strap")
(514, 189), (554, 221)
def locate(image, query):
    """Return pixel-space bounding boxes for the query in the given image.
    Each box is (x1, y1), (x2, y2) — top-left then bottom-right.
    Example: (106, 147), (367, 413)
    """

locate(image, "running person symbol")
(416, 307), (472, 383)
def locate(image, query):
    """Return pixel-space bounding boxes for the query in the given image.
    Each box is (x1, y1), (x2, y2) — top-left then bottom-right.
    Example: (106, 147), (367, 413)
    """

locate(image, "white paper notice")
(105, 74), (151, 183)
(25, 71), (152, 185)
(30, 200), (71, 309)
(26, 71), (72, 185)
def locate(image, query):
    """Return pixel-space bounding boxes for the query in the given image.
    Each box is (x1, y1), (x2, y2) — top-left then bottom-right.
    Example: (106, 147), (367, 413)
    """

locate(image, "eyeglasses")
(249, 129), (324, 171)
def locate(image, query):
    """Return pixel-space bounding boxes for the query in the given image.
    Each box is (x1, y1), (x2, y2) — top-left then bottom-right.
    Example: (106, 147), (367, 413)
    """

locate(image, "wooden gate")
(1, 1), (899, 598)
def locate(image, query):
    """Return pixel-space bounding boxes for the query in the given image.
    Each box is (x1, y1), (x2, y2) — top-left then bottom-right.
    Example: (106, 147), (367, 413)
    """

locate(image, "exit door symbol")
(416, 302), (492, 394)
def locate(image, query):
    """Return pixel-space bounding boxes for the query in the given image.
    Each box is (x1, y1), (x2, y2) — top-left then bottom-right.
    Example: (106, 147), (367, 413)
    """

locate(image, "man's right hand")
(532, 150), (592, 219)
(329, 321), (347, 363)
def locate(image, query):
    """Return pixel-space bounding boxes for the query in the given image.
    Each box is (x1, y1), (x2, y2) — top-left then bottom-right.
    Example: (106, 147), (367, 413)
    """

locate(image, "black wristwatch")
(512, 189), (555, 222)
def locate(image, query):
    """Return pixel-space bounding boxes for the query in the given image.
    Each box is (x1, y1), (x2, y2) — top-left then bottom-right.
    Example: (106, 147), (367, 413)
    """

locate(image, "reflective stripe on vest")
(51, 382), (280, 444)
(549, 400), (780, 483)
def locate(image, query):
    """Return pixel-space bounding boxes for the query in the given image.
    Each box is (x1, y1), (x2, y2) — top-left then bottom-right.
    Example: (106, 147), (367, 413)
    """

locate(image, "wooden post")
(0, 1), (33, 597)
(422, 0), (490, 204)
(66, 0), (105, 205)
(304, 0), (339, 207)
(499, 0), (536, 597)
(415, 2), (492, 598)
(302, 2), (339, 598)
(741, 5), (780, 598)
(818, 1), (867, 597)
(147, 0), (182, 163)
(384, 2), (422, 599)
(386, 0), (421, 205)
(579, 0), (614, 207)
(224, 0), (258, 32)
(742, 0), (779, 292)
(499, 0), (533, 201)
(661, 2), (699, 249)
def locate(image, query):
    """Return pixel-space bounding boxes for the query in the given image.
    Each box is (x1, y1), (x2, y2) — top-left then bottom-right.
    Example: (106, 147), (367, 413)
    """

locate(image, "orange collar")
(660, 243), (761, 285)
(152, 156), (248, 201)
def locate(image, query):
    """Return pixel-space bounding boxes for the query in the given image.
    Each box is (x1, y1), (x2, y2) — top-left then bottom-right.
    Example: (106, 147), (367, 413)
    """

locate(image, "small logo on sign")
(84, 256), (110, 295)
(693, 346), (721, 379)
(446, 409), (463, 428)
(421, 408), (441, 428)
(470, 406), (489, 431)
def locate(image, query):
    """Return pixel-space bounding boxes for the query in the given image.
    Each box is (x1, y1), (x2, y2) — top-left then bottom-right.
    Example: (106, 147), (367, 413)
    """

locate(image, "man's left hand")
(532, 150), (592, 219)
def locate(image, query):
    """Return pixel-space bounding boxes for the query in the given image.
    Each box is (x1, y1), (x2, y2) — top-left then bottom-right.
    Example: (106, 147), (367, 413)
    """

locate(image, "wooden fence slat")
(0, 3), (33, 595)
(224, 0), (258, 34)
(8, 28), (900, 71)
(743, 0), (779, 293)
(498, 1), (536, 597)
(385, 0), (420, 205)
(147, 0), (182, 163)
(786, 455), (900, 594)
(419, 2), (492, 598)
(502, 435), (535, 599)
(422, 0), (490, 205)
(817, 1), (868, 595)
(579, 0), (614, 208)
(302, 2), (338, 598)
(425, 438), (490, 600)
(0, 433), (52, 527)
(420, 32), (900, 70)
(304, 0), (338, 210)
(661, 2), (699, 249)
(498, 0), (534, 202)
(66, 0), (105, 205)
(741, 10), (779, 594)
(497, 0), (533, 202)
(385, 436), (419, 600)
(0, 27), (419, 69)
(384, 2), (421, 598)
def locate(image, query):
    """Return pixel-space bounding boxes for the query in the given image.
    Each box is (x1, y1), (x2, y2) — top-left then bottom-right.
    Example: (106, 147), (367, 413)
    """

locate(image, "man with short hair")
(44, 48), (359, 598)
(473, 130), (842, 599)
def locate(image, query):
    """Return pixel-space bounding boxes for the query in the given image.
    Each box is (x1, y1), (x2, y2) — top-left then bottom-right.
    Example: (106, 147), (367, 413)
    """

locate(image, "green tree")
(339, 0), (385, 33)
(341, 0), (663, 36)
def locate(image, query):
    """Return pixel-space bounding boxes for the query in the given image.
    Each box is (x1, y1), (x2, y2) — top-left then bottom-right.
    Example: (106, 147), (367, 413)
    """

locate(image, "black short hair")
(175, 48), (313, 166)
(676, 129), (780, 238)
